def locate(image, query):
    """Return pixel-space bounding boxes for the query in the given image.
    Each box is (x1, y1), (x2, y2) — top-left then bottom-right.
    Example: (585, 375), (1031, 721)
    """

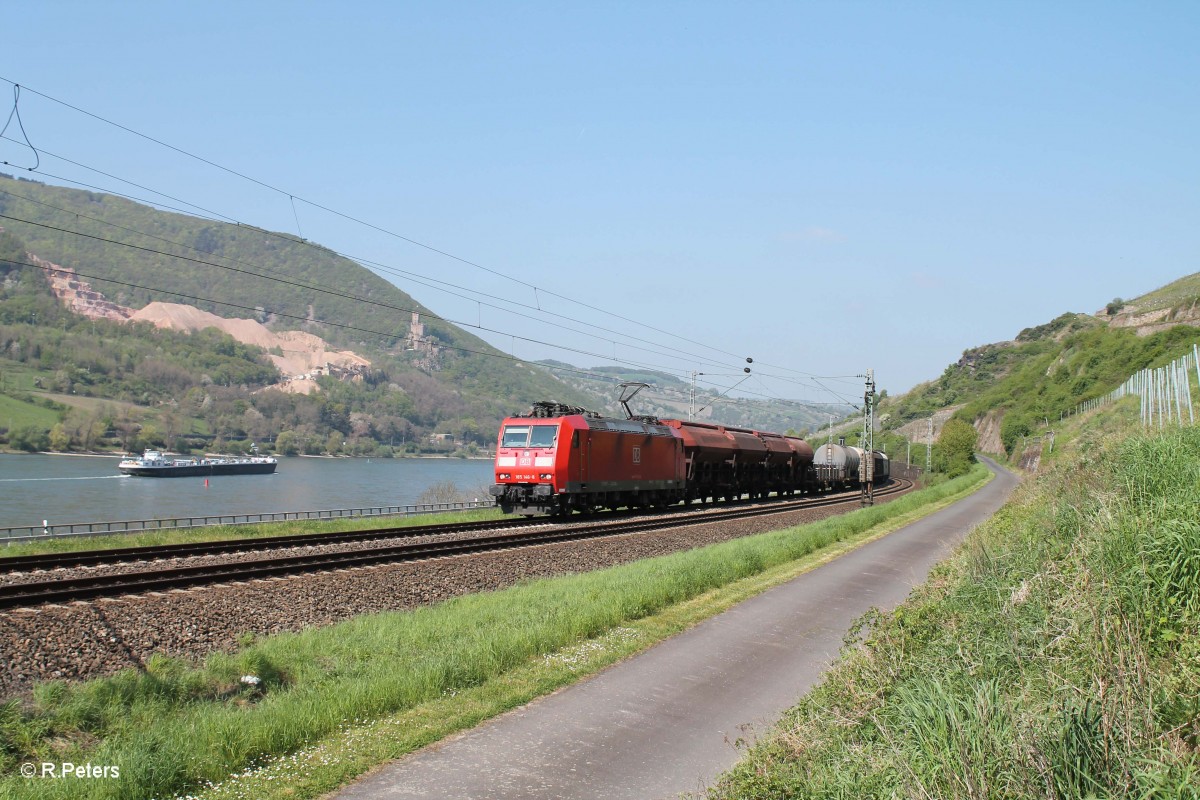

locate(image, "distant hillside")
(0, 174), (841, 454)
(538, 362), (842, 433)
(1097, 272), (1200, 335)
(0, 175), (597, 454)
(885, 313), (1102, 426)
(879, 273), (1200, 456)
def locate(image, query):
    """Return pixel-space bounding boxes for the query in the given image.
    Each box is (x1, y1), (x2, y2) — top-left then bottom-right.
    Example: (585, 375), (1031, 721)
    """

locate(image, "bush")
(938, 419), (978, 478)
(6, 424), (49, 452)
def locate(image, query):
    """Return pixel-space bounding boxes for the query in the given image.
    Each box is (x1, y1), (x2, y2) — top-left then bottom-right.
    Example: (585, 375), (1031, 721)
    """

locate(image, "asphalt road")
(335, 458), (1019, 800)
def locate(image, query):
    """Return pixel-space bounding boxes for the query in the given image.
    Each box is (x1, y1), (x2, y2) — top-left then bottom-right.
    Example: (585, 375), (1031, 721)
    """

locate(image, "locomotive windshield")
(501, 424), (558, 448)
(529, 425), (557, 448)
(501, 426), (530, 448)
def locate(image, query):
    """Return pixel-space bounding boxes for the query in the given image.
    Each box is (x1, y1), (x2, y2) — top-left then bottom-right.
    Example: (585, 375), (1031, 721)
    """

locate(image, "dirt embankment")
(894, 407), (962, 445)
(894, 406), (1004, 456)
(36, 258), (370, 394)
(131, 303), (371, 384)
(1097, 300), (1200, 336)
(972, 409), (1005, 454)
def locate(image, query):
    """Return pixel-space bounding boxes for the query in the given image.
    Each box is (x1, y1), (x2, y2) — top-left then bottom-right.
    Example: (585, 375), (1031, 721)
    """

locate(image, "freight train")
(489, 402), (889, 516)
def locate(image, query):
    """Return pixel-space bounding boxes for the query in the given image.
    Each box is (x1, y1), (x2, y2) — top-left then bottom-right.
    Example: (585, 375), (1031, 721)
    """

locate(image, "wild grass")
(707, 423), (1200, 799)
(0, 466), (989, 800)
(0, 394), (59, 432)
(1128, 272), (1200, 312)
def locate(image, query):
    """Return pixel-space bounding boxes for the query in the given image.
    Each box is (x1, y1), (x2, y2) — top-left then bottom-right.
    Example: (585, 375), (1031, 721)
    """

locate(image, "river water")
(0, 454), (496, 528)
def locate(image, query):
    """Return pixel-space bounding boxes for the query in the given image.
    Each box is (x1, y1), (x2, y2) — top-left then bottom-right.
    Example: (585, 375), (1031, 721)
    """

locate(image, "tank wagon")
(811, 438), (891, 490)
(873, 450), (891, 483)
(811, 439), (861, 489)
(490, 402), (817, 515)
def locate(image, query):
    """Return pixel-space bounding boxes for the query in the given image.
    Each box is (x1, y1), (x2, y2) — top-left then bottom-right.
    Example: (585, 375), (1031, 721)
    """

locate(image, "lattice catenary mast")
(861, 368), (875, 507)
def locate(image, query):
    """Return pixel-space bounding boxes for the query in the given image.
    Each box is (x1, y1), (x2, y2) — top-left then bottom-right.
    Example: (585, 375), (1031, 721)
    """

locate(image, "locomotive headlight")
(499, 473), (511, 480)
(539, 473), (553, 480)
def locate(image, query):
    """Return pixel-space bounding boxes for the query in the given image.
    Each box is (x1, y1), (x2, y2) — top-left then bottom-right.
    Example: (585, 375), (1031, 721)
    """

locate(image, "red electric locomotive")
(489, 402), (685, 515)
(491, 400), (824, 515)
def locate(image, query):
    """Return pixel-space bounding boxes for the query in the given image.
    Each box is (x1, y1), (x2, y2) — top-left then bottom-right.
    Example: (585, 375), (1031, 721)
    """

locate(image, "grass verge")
(0, 465), (989, 800)
(0, 508), (505, 558)
(707, 424), (1200, 799)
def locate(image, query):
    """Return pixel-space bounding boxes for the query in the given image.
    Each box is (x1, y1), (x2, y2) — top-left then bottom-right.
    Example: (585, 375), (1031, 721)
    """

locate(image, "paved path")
(336, 458), (1019, 800)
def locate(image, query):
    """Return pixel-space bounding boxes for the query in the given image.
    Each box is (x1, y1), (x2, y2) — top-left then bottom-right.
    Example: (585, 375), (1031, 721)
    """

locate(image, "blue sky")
(2, 1), (1197, 405)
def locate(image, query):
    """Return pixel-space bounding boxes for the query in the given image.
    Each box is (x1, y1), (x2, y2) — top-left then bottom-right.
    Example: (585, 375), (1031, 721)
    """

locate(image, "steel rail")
(0, 480), (910, 610)
(0, 516), (535, 573)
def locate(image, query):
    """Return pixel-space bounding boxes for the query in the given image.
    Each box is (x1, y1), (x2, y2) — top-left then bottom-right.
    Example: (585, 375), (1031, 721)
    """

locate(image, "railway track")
(0, 516), (536, 574)
(0, 480), (910, 610)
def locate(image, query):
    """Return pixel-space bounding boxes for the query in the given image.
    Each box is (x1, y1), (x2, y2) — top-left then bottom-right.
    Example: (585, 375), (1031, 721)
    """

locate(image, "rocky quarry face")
(34, 255), (370, 394)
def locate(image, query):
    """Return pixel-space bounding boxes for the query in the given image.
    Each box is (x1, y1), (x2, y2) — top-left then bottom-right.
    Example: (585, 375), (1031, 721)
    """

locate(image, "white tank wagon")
(811, 438), (890, 489)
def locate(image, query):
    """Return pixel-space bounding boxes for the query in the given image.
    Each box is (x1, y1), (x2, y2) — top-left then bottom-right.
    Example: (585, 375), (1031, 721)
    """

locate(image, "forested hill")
(0, 173), (596, 454)
(0, 172), (482, 355)
(0, 174), (840, 455)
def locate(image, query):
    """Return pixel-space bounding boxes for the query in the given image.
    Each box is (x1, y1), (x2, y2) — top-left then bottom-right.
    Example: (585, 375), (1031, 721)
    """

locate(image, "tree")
(274, 430), (299, 456)
(8, 424), (49, 452)
(138, 422), (163, 449)
(938, 419), (978, 478)
(48, 423), (70, 452)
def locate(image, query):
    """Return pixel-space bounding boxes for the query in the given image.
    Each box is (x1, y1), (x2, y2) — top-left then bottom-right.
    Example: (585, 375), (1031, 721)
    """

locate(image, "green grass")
(0, 393), (60, 432)
(0, 508), (505, 558)
(1127, 271), (1200, 312)
(0, 466), (990, 800)
(707, 416), (1200, 798)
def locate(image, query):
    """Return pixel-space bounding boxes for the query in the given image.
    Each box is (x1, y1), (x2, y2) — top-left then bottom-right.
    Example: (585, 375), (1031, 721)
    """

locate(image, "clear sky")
(2, 1), (1197, 407)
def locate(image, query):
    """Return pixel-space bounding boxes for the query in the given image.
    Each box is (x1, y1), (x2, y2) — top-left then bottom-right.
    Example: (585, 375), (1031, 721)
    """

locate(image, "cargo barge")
(117, 450), (277, 477)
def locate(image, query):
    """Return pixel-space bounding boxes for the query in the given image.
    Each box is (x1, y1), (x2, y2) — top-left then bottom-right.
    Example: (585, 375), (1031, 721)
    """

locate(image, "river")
(0, 454), (496, 528)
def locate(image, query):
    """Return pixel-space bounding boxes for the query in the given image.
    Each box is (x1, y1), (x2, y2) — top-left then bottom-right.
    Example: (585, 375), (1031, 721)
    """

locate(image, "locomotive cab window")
(529, 425), (558, 448)
(501, 426), (530, 448)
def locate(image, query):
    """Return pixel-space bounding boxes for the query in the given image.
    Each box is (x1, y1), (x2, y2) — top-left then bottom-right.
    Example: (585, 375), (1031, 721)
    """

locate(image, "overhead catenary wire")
(0, 215), (724, 381)
(0, 81), (864, 414)
(0, 149), (775, 377)
(0, 191), (854, 406)
(0, 254), (614, 383)
(0, 202), (853, 414)
(1, 253), (848, 408)
(0, 186), (752, 375)
(0, 76), (849, 384)
(0, 84), (39, 170)
(0, 170), (857, 393)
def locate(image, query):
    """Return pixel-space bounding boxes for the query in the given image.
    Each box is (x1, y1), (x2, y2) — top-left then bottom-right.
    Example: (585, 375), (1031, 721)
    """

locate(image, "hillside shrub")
(937, 419), (977, 477)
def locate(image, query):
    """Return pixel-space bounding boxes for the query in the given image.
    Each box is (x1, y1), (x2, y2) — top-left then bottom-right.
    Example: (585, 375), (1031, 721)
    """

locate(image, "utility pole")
(925, 416), (933, 477)
(689, 371), (697, 421)
(861, 369), (875, 507)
